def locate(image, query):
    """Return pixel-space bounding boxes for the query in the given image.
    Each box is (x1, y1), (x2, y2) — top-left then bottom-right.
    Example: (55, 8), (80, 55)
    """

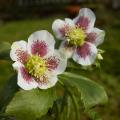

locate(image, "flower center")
(65, 27), (86, 46)
(25, 55), (47, 78)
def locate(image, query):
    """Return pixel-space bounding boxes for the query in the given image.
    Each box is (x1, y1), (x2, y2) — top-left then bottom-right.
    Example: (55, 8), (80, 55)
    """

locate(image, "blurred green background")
(0, 0), (120, 120)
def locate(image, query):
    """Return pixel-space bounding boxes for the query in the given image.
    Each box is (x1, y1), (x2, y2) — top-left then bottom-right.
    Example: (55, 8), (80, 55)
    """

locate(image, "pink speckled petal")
(28, 30), (55, 57)
(72, 42), (97, 65)
(73, 8), (96, 32)
(17, 65), (37, 90)
(86, 28), (105, 46)
(45, 50), (67, 75)
(10, 41), (29, 63)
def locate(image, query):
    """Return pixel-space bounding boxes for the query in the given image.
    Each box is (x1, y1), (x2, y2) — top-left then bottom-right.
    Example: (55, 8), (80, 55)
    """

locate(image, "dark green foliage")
(0, 42), (11, 60)
(6, 88), (56, 120)
(0, 75), (18, 112)
(59, 72), (108, 110)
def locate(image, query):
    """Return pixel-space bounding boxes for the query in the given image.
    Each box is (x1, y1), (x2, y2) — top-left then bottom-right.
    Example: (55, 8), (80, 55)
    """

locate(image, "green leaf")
(6, 88), (56, 120)
(40, 116), (54, 120)
(59, 72), (108, 110)
(86, 109), (102, 120)
(0, 113), (15, 120)
(0, 74), (18, 112)
(0, 42), (11, 60)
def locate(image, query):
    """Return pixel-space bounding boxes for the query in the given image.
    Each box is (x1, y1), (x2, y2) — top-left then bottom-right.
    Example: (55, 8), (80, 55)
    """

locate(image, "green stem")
(60, 92), (67, 113)
(58, 79), (80, 120)
(67, 87), (80, 120)
(54, 101), (60, 120)
(66, 96), (71, 120)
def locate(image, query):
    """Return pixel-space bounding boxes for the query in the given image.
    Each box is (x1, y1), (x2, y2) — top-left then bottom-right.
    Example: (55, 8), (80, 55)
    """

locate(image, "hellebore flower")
(52, 8), (105, 65)
(10, 30), (67, 90)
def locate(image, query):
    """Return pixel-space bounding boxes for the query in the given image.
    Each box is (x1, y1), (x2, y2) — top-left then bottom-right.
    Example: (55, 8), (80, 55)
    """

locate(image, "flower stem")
(58, 79), (80, 120)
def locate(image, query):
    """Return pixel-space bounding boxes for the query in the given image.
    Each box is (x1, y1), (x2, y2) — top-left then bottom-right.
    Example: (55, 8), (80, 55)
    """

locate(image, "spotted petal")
(52, 19), (66, 40)
(10, 41), (29, 63)
(65, 18), (75, 27)
(73, 8), (96, 32)
(37, 73), (58, 89)
(17, 65), (38, 90)
(72, 42), (97, 65)
(59, 41), (74, 58)
(28, 30), (55, 57)
(46, 50), (67, 75)
(86, 28), (105, 46)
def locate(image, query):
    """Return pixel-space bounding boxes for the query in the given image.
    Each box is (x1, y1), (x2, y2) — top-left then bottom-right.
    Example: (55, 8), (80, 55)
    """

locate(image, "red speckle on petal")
(15, 50), (29, 63)
(31, 40), (47, 57)
(85, 32), (97, 43)
(77, 43), (90, 58)
(59, 25), (69, 37)
(75, 16), (89, 30)
(20, 67), (32, 82)
(59, 27), (65, 36)
(35, 74), (48, 85)
(46, 56), (60, 71)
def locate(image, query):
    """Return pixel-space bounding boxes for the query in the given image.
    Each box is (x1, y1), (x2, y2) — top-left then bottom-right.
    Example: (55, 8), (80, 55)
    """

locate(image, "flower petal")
(17, 66), (38, 90)
(52, 19), (66, 40)
(28, 30), (55, 57)
(73, 8), (96, 32)
(52, 19), (75, 40)
(59, 41), (74, 58)
(72, 42), (97, 65)
(38, 74), (58, 89)
(46, 50), (67, 75)
(65, 18), (75, 27)
(12, 61), (23, 70)
(10, 40), (29, 63)
(86, 28), (105, 46)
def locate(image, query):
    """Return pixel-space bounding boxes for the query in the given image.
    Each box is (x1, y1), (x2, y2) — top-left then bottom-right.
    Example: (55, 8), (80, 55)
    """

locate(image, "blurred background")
(0, 0), (120, 120)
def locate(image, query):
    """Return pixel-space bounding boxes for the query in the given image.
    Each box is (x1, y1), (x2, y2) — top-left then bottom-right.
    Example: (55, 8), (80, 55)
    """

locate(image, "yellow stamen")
(25, 55), (47, 78)
(65, 26), (86, 46)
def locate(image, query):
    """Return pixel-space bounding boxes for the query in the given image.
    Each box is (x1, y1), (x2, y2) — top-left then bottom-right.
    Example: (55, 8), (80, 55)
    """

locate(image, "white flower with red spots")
(10, 30), (67, 90)
(52, 8), (105, 65)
